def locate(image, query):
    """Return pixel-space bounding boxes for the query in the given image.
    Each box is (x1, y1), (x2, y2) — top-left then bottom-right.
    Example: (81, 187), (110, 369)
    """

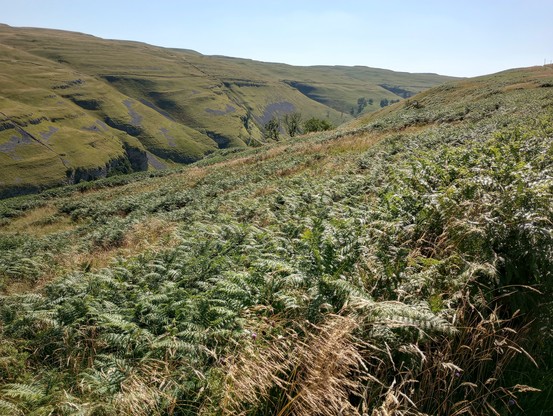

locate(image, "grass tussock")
(222, 315), (362, 416)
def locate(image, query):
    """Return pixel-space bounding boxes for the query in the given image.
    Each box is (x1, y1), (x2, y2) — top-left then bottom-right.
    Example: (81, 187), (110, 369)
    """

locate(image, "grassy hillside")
(0, 24), (454, 197)
(1, 63), (552, 415)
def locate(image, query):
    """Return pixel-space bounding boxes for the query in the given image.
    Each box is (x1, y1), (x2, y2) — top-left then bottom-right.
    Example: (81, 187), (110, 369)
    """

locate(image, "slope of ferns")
(0, 89), (553, 415)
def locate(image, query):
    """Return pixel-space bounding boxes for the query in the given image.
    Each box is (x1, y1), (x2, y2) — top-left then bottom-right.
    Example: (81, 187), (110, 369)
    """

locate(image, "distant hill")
(0, 24), (455, 197)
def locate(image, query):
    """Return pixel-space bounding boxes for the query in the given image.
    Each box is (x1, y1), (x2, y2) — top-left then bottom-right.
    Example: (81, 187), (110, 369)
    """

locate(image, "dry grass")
(0, 204), (74, 236)
(220, 296), (537, 416)
(364, 303), (538, 416)
(251, 185), (277, 198)
(222, 315), (364, 416)
(57, 218), (180, 271)
(111, 360), (181, 416)
(207, 129), (392, 184)
(502, 82), (538, 92)
(122, 218), (179, 252)
(299, 131), (384, 156)
(4, 217), (180, 295)
(209, 145), (291, 171)
(274, 162), (311, 178)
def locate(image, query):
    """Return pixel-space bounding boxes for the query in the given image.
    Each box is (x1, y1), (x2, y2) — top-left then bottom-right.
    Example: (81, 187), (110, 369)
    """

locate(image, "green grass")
(0, 64), (552, 414)
(0, 24), (454, 197)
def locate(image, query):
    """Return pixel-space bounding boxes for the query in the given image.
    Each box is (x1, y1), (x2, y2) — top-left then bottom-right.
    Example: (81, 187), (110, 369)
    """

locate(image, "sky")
(1, 0), (552, 77)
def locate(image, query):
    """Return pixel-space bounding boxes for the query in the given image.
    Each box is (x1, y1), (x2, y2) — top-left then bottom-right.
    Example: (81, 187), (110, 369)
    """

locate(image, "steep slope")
(0, 24), (455, 197)
(0, 65), (552, 414)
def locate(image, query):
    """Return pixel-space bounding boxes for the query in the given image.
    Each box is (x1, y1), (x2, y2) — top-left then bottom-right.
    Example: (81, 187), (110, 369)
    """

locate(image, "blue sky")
(1, 0), (552, 77)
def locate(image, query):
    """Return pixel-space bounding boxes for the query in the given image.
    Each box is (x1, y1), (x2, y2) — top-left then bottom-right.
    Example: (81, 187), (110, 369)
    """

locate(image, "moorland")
(0, 24), (553, 416)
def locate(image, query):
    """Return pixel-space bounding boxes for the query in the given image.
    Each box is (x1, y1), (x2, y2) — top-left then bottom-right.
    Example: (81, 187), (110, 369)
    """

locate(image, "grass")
(1, 204), (73, 236)
(0, 24), (454, 197)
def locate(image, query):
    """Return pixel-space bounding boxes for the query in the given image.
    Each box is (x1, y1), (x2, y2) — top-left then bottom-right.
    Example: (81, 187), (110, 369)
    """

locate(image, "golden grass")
(55, 217), (179, 272)
(3, 216), (180, 295)
(122, 217), (180, 253)
(0, 204), (74, 236)
(209, 144), (291, 171)
(502, 82), (538, 92)
(301, 131), (384, 157)
(251, 185), (277, 198)
(222, 315), (363, 416)
(274, 162), (310, 178)
(207, 128), (391, 180)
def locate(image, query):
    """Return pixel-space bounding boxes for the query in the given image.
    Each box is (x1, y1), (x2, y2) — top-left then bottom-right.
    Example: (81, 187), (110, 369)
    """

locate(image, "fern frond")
(0, 399), (23, 416)
(348, 297), (456, 335)
(2, 383), (45, 403)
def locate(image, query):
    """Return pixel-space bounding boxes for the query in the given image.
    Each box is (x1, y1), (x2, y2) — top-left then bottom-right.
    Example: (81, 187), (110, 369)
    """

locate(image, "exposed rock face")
(0, 184), (42, 199)
(123, 143), (148, 172)
(206, 131), (232, 149)
(0, 145), (149, 198)
(104, 117), (143, 137)
(66, 157), (128, 183)
(66, 145), (149, 185)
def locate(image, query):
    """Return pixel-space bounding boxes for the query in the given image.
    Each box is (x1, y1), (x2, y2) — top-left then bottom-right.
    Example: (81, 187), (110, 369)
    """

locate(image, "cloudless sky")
(1, 0), (552, 77)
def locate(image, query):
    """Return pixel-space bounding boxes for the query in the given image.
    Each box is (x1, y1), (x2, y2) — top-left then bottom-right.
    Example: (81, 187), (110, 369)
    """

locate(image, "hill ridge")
(0, 24), (455, 197)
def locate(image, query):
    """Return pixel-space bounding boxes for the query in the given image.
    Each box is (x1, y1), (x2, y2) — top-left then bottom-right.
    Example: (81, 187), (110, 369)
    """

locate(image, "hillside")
(0, 24), (455, 198)
(1, 65), (552, 414)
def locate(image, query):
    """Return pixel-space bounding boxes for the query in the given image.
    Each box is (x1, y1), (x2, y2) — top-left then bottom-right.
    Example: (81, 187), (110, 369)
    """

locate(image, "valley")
(0, 24), (455, 197)
(0, 56), (552, 414)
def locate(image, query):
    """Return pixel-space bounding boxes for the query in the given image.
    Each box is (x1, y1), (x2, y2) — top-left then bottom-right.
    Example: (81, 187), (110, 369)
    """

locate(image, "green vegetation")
(0, 24), (454, 197)
(379, 98), (400, 107)
(303, 117), (333, 133)
(263, 117), (281, 141)
(264, 113), (334, 139)
(282, 112), (303, 137)
(1, 60), (553, 415)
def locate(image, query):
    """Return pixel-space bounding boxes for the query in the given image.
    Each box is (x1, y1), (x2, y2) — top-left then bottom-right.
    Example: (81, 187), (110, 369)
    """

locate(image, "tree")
(357, 97), (367, 114)
(283, 112), (302, 137)
(380, 98), (389, 108)
(303, 117), (333, 133)
(264, 117), (280, 141)
(240, 110), (253, 134)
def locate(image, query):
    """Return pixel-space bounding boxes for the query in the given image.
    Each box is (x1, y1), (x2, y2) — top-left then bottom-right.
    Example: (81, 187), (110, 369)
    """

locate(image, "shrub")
(303, 117), (333, 133)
